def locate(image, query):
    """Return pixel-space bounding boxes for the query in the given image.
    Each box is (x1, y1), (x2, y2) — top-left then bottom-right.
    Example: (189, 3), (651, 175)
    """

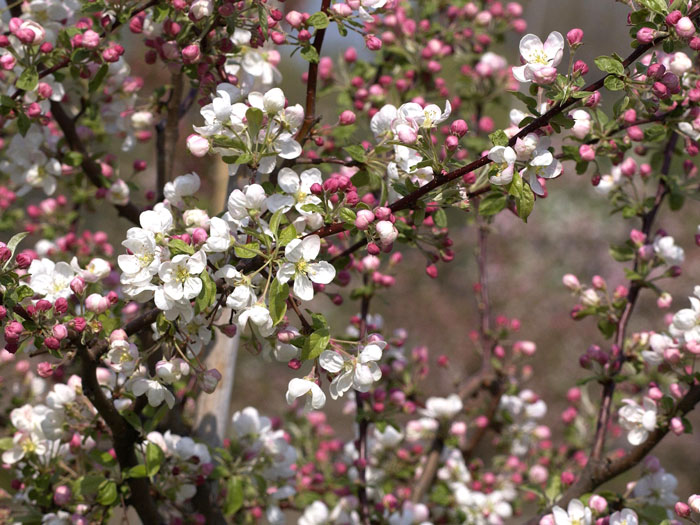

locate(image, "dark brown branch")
(50, 101), (141, 225)
(294, 0), (332, 145)
(78, 343), (162, 524)
(355, 285), (371, 525)
(590, 132), (677, 461)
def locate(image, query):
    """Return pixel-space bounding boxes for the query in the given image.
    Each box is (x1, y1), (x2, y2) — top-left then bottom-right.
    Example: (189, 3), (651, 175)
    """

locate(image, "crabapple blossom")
(277, 235), (336, 301)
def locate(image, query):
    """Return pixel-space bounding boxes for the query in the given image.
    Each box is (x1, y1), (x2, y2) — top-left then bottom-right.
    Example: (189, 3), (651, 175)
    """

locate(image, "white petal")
(293, 274), (314, 301)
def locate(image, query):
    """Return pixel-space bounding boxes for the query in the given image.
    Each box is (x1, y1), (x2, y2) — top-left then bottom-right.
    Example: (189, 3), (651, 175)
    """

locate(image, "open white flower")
(488, 146), (517, 185)
(397, 100), (452, 129)
(158, 250), (207, 301)
(371, 104), (399, 138)
(203, 217), (231, 253)
(421, 394), (463, 419)
(164, 172), (201, 208)
(619, 397), (657, 445)
(552, 499), (592, 525)
(71, 256), (110, 283)
(319, 341), (385, 399)
(609, 509), (638, 525)
(129, 377), (176, 409)
(285, 378), (326, 410)
(512, 32), (565, 83)
(28, 258), (75, 302)
(247, 87), (285, 115)
(522, 138), (562, 195)
(266, 168), (323, 215)
(670, 287), (700, 343)
(236, 304), (274, 337)
(226, 184), (268, 226)
(277, 235), (335, 301)
(653, 235), (684, 266)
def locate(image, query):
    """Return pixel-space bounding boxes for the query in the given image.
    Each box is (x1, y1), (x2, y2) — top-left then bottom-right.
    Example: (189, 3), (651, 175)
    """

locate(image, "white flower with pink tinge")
(619, 397), (657, 445)
(512, 32), (565, 84)
(319, 341), (385, 399)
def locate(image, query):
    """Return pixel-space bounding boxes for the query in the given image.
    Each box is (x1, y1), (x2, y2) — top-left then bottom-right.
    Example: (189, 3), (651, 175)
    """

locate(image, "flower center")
(295, 260), (308, 274)
(139, 253), (154, 267)
(21, 437), (36, 454)
(175, 265), (190, 283)
(294, 189), (307, 203)
(528, 49), (549, 65)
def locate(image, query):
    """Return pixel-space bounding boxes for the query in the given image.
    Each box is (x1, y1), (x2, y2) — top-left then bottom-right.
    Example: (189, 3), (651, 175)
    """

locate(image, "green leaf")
(609, 243), (635, 262)
(146, 442), (165, 477)
(268, 209), (284, 238)
(433, 208), (447, 228)
(307, 11), (329, 28)
(638, 0), (668, 13)
(301, 45), (319, 63)
(338, 207), (357, 225)
(96, 480), (118, 506)
(17, 111), (30, 136)
(268, 278), (289, 325)
(0, 437), (14, 450)
(223, 477), (244, 516)
(344, 145), (367, 163)
(278, 224), (297, 247)
(597, 319), (616, 339)
(64, 151), (84, 167)
(594, 56), (624, 76)
(301, 326), (330, 361)
(518, 184), (535, 222)
(89, 64), (109, 93)
(488, 130), (509, 147)
(16, 67), (39, 92)
(544, 474), (561, 503)
(234, 242), (260, 259)
(604, 76), (625, 91)
(507, 172), (524, 198)
(196, 270), (217, 312)
(125, 464), (148, 479)
(168, 239), (194, 256)
(245, 107), (264, 136)
(3, 231), (28, 269)
(478, 192), (507, 216)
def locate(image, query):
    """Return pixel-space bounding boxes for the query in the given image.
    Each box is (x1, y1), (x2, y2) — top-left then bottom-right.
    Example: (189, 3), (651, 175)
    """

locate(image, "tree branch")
(77, 343), (162, 524)
(50, 101), (141, 225)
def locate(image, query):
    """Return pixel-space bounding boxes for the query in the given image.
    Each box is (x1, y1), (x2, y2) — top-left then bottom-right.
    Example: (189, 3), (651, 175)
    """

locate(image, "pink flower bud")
(285, 10), (304, 28)
(676, 16), (696, 38)
(657, 292), (672, 309)
(450, 119), (469, 137)
(567, 28), (583, 46)
(53, 485), (71, 506)
(365, 34), (383, 51)
(589, 495), (608, 514)
(52, 324), (68, 340)
(85, 293), (109, 314)
(397, 126), (417, 144)
(573, 60), (588, 75)
(688, 494), (700, 513)
(637, 27), (656, 44)
(670, 417), (684, 435)
(182, 43), (201, 64)
(37, 360), (54, 376)
(562, 274), (580, 290)
(579, 144), (595, 161)
(339, 110), (356, 125)
(675, 502), (691, 518)
(192, 227), (208, 244)
(425, 264), (438, 279)
(620, 157), (637, 177)
(355, 209), (375, 230)
(186, 134), (209, 157)
(200, 368), (221, 393)
(70, 276), (86, 295)
(528, 465), (548, 484)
